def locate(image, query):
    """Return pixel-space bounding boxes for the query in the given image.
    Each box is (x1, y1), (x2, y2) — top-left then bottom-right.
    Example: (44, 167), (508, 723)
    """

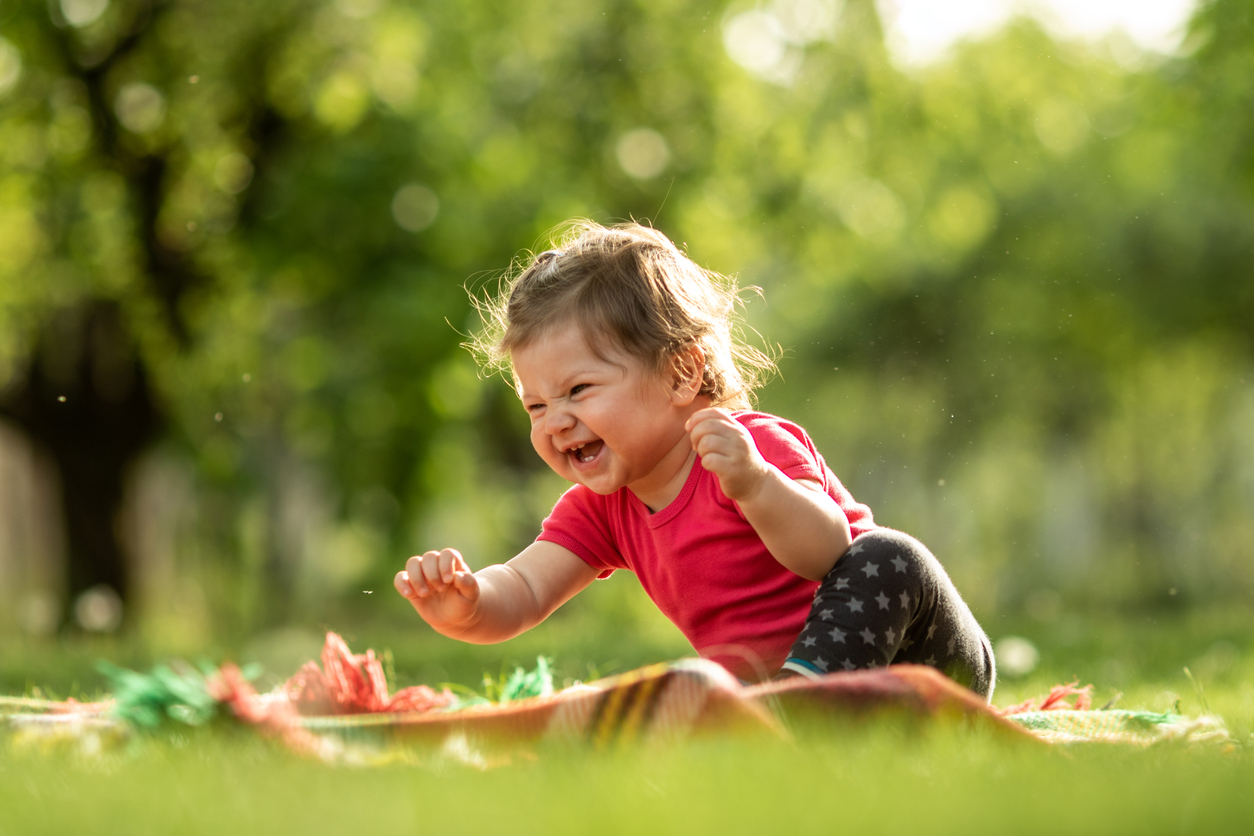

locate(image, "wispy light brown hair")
(472, 220), (776, 409)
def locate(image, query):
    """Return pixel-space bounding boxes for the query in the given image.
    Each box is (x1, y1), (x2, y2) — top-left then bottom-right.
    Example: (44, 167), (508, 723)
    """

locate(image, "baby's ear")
(668, 344), (705, 405)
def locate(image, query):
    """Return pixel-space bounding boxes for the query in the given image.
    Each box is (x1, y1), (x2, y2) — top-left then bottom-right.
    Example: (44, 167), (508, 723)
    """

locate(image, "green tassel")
(500, 657), (554, 703)
(98, 660), (232, 730)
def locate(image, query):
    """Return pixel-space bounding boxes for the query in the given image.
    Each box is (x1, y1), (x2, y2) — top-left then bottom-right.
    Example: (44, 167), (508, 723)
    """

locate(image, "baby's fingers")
(685, 406), (734, 432)
(692, 428), (733, 457)
(394, 570), (417, 599)
(437, 548), (465, 584)
(451, 570), (480, 601)
(402, 556), (426, 597)
(418, 550), (451, 591)
(401, 553), (438, 597)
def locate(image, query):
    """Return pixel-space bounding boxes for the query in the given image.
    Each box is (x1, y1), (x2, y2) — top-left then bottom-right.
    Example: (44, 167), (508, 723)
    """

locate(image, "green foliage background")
(0, 0), (1251, 657)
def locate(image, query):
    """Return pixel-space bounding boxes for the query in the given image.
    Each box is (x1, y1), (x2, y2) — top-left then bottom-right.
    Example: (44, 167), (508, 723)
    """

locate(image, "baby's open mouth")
(571, 440), (604, 463)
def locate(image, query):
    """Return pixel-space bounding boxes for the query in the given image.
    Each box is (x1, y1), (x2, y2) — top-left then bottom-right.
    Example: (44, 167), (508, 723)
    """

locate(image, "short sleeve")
(738, 413), (826, 485)
(536, 485), (625, 579)
(736, 410), (877, 537)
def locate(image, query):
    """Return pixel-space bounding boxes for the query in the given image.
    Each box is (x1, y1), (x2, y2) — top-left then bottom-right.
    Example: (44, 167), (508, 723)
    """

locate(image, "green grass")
(2, 603), (1252, 834)
(1, 717), (1251, 834)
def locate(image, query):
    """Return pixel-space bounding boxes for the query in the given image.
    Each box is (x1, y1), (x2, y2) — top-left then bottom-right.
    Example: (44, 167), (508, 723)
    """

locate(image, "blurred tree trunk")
(0, 5), (198, 627)
(4, 0), (304, 632)
(0, 302), (160, 626)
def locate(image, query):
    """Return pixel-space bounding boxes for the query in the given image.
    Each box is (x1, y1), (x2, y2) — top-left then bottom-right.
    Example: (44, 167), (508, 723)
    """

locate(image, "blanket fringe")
(1001, 680), (1093, 715)
(282, 632), (455, 716)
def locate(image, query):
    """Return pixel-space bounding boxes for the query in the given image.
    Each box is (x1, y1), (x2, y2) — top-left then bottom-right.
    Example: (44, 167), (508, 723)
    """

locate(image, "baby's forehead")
(509, 326), (654, 391)
(512, 321), (625, 365)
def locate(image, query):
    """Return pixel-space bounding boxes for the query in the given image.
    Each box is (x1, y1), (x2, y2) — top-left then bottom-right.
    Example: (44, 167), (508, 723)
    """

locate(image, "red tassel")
(1001, 680), (1093, 715)
(281, 632), (455, 716)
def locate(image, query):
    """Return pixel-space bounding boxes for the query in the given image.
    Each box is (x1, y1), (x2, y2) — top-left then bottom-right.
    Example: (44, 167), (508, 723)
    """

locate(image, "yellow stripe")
(591, 683), (632, 748)
(616, 674), (664, 742)
(588, 664), (673, 747)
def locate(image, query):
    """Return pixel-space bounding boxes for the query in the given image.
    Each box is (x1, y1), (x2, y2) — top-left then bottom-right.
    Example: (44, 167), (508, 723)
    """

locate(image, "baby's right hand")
(394, 548), (481, 630)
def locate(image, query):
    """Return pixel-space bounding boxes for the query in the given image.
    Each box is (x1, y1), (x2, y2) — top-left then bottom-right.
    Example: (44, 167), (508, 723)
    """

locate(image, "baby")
(395, 222), (995, 697)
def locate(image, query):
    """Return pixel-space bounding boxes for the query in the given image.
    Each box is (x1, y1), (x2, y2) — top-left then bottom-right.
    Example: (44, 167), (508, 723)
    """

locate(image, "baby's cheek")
(529, 428), (565, 471)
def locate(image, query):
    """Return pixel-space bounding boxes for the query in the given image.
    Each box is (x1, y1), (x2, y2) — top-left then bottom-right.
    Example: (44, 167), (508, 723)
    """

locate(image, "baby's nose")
(544, 406), (576, 434)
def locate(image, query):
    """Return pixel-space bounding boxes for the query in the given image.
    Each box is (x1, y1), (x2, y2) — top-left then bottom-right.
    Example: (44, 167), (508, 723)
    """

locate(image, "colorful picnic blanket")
(0, 633), (1227, 762)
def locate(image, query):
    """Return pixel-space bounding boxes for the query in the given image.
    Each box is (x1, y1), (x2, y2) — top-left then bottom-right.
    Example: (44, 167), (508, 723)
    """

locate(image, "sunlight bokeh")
(879, 0), (1197, 64)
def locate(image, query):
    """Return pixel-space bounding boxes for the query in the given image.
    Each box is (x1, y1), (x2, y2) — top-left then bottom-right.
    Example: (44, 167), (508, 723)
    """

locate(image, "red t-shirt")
(537, 411), (876, 681)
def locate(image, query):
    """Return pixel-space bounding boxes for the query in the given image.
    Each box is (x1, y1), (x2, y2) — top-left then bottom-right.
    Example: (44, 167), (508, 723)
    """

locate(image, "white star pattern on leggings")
(788, 532), (989, 696)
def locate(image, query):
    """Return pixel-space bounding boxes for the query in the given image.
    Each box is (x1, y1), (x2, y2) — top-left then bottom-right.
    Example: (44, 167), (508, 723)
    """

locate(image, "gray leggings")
(781, 529), (996, 700)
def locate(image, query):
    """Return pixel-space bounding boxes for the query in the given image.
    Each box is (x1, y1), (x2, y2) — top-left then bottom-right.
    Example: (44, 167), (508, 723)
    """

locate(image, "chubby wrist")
(448, 604), (483, 632)
(728, 460), (784, 506)
(436, 608), (485, 641)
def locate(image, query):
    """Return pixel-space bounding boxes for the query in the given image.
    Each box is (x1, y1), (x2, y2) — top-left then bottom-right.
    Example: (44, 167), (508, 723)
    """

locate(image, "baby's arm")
(687, 408), (852, 581)
(393, 541), (600, 643)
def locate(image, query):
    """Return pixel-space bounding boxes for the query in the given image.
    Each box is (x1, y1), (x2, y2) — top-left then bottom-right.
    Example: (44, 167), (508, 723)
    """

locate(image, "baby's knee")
(830, 528), (938, 580)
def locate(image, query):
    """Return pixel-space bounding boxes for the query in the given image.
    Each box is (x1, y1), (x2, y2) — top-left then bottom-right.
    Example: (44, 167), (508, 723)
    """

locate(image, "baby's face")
(512, 328), (697, 505)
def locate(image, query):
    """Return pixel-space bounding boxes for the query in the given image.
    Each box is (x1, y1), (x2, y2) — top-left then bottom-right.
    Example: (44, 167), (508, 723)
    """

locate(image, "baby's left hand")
(686, 407), (770, 501)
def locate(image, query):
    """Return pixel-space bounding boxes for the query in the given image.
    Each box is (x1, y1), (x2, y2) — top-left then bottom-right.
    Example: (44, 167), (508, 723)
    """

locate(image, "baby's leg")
(780, 528), (996, 700)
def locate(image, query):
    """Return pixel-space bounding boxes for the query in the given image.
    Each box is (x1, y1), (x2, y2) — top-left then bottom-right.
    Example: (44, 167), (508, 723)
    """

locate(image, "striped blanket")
(0, 634), (1226, 761)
